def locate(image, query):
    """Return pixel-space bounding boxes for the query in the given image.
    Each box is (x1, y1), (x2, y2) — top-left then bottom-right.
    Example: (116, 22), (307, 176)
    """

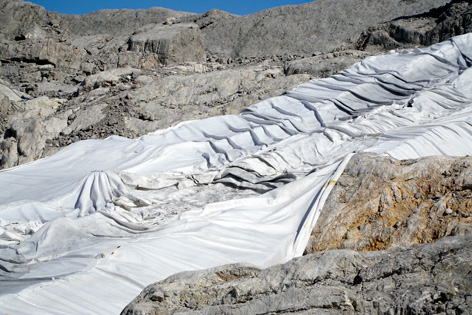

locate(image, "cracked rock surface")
(306, 153), (472, 253)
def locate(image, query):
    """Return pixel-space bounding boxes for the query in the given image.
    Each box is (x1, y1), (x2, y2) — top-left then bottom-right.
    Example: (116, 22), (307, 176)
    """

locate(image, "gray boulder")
(178, 9), (237, 30)
(0, 38), (78, 67)
(78, 68), (142, 93)
(0, 138), (19, 169)
(0, 79), (26, 102)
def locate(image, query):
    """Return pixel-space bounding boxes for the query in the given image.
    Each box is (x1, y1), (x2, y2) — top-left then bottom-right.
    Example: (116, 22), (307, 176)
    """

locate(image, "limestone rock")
(122, 153), (472, 314)
(306, 153), (472, 253)
(66, 104), (107, 133)
(20, 96), (64, 117)
(122, 235), (472, 314)
(78, 68), (142, 94)
(127, 68), (280, 107)
(178, 9), (238, 30)
(0, 138), (19, 169)
(0, 1), (74, 67)
(123, 67), (309, 133)
(127, 23), (205, 65)
(354, 0), (472, 51)
(284, 50), (371, 77)
(62, 7), (194, 37)
(10, 118), (46, 164)
(202, 0), (450, 58)
(0, 80), (25, 102)
(0, 0), (63, 41)
(0, 94), (70, 167)
(0, 96), (9, 116)
(0, 38), (78, 67)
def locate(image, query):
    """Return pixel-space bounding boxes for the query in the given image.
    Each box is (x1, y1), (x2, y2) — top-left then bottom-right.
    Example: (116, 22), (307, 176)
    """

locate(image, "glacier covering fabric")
(1, 34), (472, 314)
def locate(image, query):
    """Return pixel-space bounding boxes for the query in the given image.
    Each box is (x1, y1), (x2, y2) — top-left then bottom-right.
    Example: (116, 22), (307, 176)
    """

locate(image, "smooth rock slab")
(128, 23), (205, 65)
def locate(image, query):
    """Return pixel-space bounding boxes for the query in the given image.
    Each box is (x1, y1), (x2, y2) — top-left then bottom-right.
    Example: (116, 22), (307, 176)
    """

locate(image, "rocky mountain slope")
(0, 0), (463, 169)
(1, 0), (472, 313)
(201, 0), (451, 57)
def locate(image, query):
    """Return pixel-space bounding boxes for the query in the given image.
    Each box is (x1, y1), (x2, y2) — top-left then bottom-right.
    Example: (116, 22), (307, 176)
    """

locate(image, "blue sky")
(29, 1), (313, 16)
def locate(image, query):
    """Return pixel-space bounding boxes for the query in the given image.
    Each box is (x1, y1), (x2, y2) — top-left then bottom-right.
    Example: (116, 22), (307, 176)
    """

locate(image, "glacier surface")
(1, 34), (472, 314)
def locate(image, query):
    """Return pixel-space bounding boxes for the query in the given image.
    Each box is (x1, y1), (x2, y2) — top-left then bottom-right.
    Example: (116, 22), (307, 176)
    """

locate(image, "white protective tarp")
(1, 34), (472, 314)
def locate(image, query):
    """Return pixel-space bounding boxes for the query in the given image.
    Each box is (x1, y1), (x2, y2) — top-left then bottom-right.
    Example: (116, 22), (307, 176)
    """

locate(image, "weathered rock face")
(306, 153), (472, 253)
(1, 96), (67, 166)
(122, 234), (472, 314)
(354, 0), (472, 51)
(62, 7), (194, 37)
(0, 0), (65, 41)
(0, 0), (75, 68)
(179, 9), (237, 30)
(0, 39), (77, 67)
(283, 50), (371, 77)
(202, 0), (451, 58)
(127, 23), (205, 65)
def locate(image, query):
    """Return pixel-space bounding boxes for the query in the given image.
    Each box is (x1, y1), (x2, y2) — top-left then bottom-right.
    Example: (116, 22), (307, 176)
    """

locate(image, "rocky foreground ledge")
(123, 234), (472, 314)
(123, 154), (472, 314)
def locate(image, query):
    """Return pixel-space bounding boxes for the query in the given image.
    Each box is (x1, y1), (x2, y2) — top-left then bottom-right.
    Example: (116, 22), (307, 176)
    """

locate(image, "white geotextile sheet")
(0, 34), (472, 314)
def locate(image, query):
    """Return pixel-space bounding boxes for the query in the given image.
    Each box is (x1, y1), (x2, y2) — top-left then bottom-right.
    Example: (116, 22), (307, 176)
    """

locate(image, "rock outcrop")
(354, 0), (472, 51)
(127, 23), (205, 65)
(201, 0), (451, 58)
(306, 153), (472, 253)
(0, 0), (65, 41)
(283, 50), (371, 77)
(62, 7), (194, 37)
(122, 234), (472, 314)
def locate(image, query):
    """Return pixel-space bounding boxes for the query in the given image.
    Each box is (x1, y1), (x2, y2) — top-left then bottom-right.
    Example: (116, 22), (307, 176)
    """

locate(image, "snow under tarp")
(1, 34), (472, 314)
